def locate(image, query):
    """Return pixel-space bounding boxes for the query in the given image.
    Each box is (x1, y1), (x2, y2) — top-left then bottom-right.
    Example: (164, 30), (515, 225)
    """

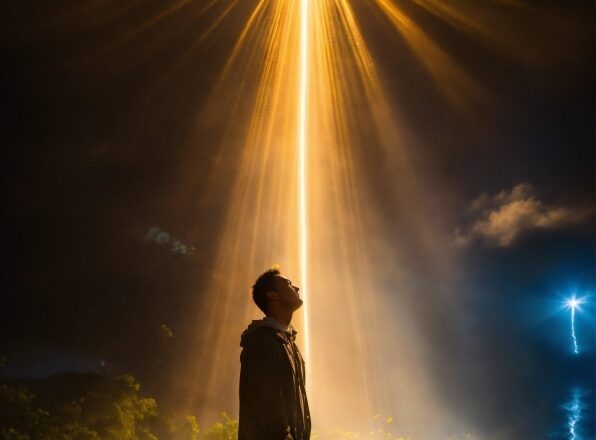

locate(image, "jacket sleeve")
(239, 335), (293, 440)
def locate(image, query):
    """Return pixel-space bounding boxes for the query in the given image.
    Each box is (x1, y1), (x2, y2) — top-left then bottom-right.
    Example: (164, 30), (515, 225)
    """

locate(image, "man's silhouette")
(239, 269), (311, 440)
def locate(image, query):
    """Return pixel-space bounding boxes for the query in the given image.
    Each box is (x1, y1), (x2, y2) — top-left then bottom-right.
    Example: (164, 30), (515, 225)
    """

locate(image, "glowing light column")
(565, 296), (584, 355)
(298, 0), (311, 370)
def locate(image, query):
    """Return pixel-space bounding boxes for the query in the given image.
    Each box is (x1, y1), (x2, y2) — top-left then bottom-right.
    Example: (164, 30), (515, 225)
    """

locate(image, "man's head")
(252, 269), (302, 315)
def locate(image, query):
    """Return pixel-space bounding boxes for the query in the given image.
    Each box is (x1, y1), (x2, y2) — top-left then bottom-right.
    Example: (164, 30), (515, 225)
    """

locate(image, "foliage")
(0, 383), (51, 439)
(0, 374), (158, 439)
(0, 372), (481, 440)
(0, 373), (239, 440)
(203, 413), (238, 440)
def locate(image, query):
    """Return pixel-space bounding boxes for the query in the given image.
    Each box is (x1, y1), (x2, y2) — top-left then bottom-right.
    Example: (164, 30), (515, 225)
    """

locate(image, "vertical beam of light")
(177, 0), (503, 433)
(298, 0), (311, 373)
(177, 1), (310, 422)
(571, 305), (579, 355)
(566, 296), (583, 355)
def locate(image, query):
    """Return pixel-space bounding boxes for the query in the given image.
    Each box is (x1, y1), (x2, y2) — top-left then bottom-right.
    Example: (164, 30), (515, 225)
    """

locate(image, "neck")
(267, 308), (293, 329)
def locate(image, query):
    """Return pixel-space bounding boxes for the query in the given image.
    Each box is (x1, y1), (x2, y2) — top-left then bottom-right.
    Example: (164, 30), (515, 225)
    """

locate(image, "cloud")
(455, 183), (591, 247)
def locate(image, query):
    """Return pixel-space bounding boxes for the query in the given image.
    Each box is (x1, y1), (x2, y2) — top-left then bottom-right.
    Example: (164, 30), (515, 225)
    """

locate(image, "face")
(271, 274), (303, 311)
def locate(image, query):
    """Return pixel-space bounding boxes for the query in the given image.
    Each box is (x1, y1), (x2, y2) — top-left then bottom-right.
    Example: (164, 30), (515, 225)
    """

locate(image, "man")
(239, 269), (311, 440)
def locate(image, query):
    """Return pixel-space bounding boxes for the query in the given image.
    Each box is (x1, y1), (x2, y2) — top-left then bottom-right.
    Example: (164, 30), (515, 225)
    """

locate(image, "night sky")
(3, 0), (594, 438)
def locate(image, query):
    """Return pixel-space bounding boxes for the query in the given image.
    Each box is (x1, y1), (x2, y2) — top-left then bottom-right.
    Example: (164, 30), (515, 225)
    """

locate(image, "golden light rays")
(374, 0), (490, 110)
(8, 0), (574, 437)
(298, 0), (311, 370)
(174, 0), (474, 433)
(306, 0), (385, 426)
(175, 0), (306, 423)
(220, 0), (268, 80)
(148, 0), (539, 435)
(407, 0), (543, 64)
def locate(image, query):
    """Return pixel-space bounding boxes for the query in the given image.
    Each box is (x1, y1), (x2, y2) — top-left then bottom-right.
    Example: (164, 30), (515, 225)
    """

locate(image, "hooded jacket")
(239, 318), (311, 440)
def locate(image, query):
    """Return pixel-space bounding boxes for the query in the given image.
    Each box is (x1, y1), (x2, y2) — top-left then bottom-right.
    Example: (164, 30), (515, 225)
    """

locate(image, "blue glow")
(564, 295), (587, 355)
(571, 303), (579, 355)
(564, 387), (583, 440)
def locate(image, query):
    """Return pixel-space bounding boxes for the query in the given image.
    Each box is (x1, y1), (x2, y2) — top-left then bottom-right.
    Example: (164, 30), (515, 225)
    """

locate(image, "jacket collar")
(263, 316), (297, 341)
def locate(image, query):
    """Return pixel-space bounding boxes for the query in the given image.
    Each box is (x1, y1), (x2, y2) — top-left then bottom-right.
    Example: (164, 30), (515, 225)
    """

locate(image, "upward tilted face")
(272, 274), (303, 311)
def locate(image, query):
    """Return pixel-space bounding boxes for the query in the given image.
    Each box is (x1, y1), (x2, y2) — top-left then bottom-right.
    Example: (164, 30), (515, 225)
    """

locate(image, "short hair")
(251, 269), (280, 314)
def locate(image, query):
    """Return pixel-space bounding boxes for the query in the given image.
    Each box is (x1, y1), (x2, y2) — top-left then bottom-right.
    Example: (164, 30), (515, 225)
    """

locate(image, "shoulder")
(242, 326), (287, 348)
(240, 327), (289, 361)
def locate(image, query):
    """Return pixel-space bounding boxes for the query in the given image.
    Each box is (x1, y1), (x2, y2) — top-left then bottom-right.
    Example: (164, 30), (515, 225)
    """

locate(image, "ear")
(265, 290), (278, 301)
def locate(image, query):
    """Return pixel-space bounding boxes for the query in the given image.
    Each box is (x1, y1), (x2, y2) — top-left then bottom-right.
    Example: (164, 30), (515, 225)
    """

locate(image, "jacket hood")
(240, 318), (297, 347)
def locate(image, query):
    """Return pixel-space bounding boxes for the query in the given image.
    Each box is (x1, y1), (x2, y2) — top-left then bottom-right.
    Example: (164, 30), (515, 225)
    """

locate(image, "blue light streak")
(564, 295), (585, 355)
(570, 303), (578, 355)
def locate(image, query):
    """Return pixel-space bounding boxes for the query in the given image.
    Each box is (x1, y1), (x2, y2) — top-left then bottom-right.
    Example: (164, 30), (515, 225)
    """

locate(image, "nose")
(295, 286), (300, 293)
